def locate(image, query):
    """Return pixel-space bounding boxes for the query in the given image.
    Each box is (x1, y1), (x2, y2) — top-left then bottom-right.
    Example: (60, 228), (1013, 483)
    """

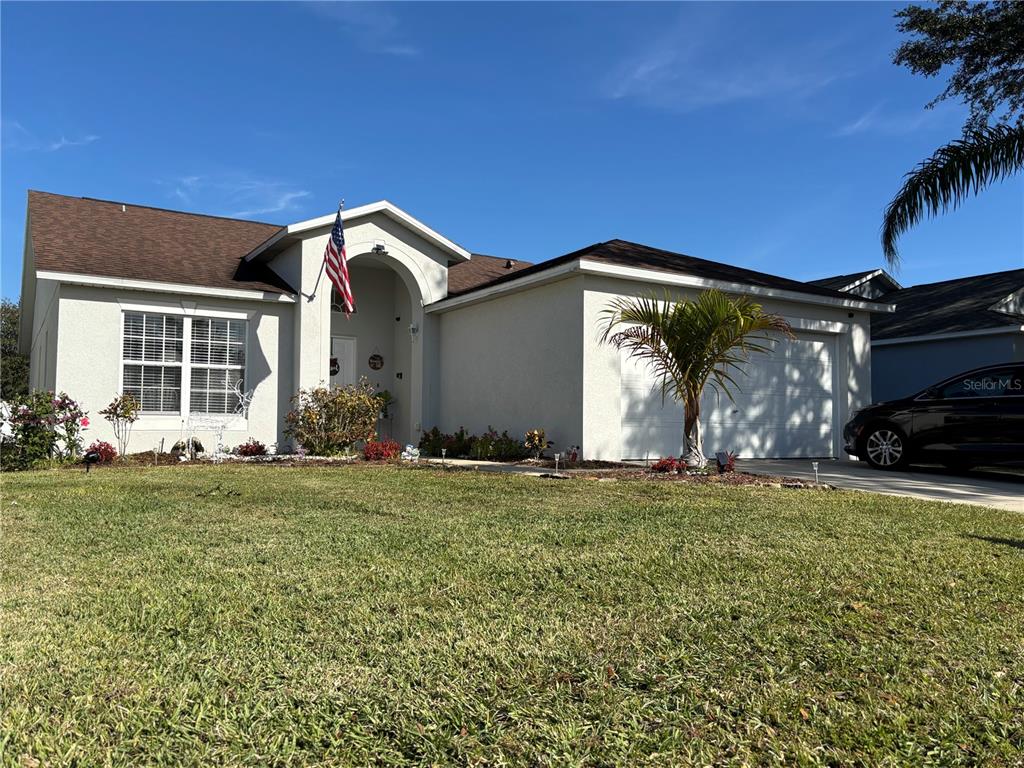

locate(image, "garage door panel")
(620, 333), (837, 460)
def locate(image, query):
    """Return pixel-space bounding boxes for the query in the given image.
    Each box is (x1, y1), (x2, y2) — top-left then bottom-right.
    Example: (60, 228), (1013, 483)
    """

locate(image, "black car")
(844, 363), (1024, 470)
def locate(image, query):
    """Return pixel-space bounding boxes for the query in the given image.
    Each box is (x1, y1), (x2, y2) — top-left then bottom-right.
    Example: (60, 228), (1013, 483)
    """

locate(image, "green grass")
(1, 465), (1022, 766)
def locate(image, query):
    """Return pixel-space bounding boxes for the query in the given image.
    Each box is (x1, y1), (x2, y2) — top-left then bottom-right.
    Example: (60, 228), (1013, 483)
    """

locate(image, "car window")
(937, 368), (1024, 399)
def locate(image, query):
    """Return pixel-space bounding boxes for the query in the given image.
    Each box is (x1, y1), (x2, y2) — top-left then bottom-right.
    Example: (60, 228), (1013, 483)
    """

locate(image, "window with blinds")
(189, 318), (246, 414)
(121, 312), (247, 415)
(122, 312), (183, 412)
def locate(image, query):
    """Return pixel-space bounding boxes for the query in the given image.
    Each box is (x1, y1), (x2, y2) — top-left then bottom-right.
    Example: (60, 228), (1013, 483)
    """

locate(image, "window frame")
(118, 307), (251, 420)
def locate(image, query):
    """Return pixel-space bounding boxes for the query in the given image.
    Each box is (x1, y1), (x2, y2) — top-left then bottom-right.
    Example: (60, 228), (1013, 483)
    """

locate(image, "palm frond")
(600, 288), (793, 410)
(882, 123), (1024, 267)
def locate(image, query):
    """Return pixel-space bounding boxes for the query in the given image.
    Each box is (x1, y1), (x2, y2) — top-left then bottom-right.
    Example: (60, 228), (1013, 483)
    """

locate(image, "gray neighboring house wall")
(810, 268), (1024, 402)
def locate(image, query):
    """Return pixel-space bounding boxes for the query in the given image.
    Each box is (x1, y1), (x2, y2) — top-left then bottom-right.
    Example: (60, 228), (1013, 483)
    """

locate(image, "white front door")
(330, 336), (357, 388)
(620, 332), (837, 460)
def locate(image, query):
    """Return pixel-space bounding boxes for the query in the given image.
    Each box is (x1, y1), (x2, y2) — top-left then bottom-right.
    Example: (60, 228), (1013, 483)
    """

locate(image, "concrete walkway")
(739, 459), (1023, 512)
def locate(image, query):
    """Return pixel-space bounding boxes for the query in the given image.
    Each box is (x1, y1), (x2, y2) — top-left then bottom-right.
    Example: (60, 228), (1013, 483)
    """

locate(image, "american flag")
(324, 207), (355, 316)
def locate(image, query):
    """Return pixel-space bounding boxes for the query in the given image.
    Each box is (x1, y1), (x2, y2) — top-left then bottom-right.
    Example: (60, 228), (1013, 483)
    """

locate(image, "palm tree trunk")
(683, 392), (704, 468)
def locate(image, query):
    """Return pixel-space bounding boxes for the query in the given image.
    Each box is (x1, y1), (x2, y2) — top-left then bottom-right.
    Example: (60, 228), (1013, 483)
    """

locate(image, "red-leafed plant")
(364, 439), (401, 461)
(651, 456), (679, 473)
(717, 451), (738, 473)
(236, 438), (267, 457)
(86, 440), (118, 463)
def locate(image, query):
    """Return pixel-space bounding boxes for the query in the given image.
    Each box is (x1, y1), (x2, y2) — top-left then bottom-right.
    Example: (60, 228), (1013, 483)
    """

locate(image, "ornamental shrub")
(364, 439), (401, 461)
(100, 394), (140, 457)
(419, 426), (532, 461)
(236, 438), (267, 457)
(471, 426), (529, 461)
(651, 456), (679, 473)
(86, 440), (118, 463)
(524, 428), (552, 459)
(284, 381), (378, 456)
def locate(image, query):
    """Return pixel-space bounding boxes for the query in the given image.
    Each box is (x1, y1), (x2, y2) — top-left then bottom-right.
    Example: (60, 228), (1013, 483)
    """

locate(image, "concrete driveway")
(738, 459), (1023, 513)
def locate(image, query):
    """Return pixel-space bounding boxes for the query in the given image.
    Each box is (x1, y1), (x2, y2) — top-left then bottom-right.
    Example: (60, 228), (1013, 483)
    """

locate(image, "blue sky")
(2, 1), (1021, 301)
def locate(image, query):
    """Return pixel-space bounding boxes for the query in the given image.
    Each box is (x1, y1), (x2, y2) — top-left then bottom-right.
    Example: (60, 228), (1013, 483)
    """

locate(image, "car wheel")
(862, 425), (909, 470)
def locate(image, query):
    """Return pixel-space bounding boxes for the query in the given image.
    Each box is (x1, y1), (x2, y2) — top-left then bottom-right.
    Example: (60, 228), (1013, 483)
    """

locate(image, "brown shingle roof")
(27, 190), (294, 294)
(446, 253), (533, 294)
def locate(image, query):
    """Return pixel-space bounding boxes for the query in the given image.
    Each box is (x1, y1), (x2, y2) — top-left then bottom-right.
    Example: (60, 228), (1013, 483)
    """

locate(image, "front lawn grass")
(2, 465), (1021, 765)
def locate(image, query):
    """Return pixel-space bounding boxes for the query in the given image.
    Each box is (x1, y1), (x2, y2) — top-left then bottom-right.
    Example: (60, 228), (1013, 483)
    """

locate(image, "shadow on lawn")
(964, 534), (1024, 551)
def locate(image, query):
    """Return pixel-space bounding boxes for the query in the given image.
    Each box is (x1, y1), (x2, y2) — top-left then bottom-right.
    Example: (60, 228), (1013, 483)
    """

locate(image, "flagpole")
(307, 199), (344, 302)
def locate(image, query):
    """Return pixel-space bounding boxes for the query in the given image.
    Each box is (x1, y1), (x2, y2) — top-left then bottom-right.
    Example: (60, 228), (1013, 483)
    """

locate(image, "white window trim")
(118, 310), (251, 429)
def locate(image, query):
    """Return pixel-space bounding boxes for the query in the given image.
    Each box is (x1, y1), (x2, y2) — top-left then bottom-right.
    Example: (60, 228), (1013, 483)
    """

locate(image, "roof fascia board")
(873, 325), (1024, 346)
(425, 260), (583, 313)
(841, 268), (902, 293)
(246, 200), (471, 263)
(577, 260), (895, 312)
(36, 270), (296, 303)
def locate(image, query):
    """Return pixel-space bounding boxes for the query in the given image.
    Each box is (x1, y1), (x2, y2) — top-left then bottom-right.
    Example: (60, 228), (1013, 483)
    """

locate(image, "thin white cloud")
(2, 119), (100, 152)
(305, 2), (420, 57)
(158, 173), (310, 220)
(230, 190), (311, 218)
(47, 134), (100, 152)
(834, 102), (953, 137)
(602, 8), (847, 113)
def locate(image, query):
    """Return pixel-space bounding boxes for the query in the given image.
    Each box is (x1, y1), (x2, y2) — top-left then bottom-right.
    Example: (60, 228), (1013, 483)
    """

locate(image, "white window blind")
(189, 318), (246, 414)
(121, 312), (247, 415)
(122, 312), (183, 412)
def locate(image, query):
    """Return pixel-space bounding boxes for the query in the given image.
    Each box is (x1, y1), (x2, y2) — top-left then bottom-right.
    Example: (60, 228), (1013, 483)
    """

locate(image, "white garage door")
(620, 333), (837, 460)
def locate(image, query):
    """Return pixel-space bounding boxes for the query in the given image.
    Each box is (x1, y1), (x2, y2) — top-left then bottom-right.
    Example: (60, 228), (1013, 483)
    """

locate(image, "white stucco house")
(18, 191), (892, 460)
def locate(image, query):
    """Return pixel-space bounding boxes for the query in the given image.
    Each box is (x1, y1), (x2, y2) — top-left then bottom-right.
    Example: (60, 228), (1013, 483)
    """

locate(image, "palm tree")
(601, 289), (792, 468)
(881, 124), (1024, 266)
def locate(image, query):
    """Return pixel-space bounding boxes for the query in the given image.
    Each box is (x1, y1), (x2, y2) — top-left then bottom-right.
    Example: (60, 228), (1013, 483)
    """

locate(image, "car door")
(982, 365), (1024, 461)
(910, 370), (996, 459)
(913, 366), (1022, 463)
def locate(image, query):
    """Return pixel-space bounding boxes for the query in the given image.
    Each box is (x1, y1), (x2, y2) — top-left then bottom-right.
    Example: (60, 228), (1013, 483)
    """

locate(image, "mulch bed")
(64, 453), (828, 489)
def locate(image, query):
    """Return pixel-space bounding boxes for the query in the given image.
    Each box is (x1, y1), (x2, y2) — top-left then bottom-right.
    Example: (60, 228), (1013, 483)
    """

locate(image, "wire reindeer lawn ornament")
(181, 381), (255, 464)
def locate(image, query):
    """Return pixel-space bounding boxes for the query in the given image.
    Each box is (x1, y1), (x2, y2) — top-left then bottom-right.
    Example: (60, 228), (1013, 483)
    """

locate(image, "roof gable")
(244, 200), (471, 263)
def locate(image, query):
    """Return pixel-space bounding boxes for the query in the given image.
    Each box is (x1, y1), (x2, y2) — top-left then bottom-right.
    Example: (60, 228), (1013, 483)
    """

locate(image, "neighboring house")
(19, 191), (889, 460)
(810, 268), (1024, 402)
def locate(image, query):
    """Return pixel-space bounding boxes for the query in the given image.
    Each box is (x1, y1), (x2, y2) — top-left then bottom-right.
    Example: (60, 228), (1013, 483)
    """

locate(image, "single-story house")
(810, 268), (1024, 402)
(18, 191), (891, 460)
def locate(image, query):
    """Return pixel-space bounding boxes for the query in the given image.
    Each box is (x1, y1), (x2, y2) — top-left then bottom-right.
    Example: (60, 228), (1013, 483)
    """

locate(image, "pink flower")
(80, 417), (90, 428)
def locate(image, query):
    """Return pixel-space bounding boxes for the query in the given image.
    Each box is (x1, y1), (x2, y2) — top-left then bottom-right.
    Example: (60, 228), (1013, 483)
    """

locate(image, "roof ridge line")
(898, 267), (1024, 291)
(28, 189), (284, 228)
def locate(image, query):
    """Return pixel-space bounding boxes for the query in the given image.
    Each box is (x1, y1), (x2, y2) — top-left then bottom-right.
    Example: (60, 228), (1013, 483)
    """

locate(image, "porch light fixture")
(372, 243), (388, 256)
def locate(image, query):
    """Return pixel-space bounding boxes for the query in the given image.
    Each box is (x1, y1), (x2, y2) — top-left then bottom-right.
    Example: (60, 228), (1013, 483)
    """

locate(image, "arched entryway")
(328, 244), (425, 445)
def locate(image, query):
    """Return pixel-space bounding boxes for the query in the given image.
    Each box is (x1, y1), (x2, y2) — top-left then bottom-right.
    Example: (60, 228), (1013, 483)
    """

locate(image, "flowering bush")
(236, 438), (267, 457)
(364, 439), (401, 461)
(651, 456), (679, 473)
(86, 440), (118, 463)
(0, 390), (87, 470)
(284, 381), (378, 456)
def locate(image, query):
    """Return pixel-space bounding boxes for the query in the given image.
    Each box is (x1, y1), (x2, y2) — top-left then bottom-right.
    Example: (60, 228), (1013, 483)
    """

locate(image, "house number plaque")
(368, 354), (384, 370)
